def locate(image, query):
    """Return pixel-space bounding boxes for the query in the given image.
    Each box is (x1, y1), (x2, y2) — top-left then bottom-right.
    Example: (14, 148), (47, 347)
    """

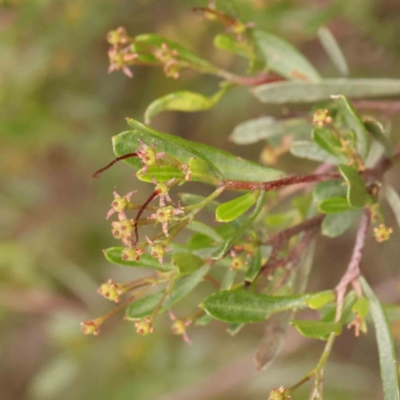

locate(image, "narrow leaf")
(186, 220), (223, 242)
(212, 191), (266, 260)
(216, 192), (258, 222)
(245, 246), (264, 283)
(338, 164), (369, 208)
(313, 180), (347, 204)
(252, 79), (400, 104)
(103, 247), (172, 272)
(317, 27), (349, 76)
(221, 269), (237, 290)
(126, 265), (210, 319)
(312, 126), (347, 162)
(290, 140), (340, 164)
(322, 210), (362, 237)
(290, 320), (342, 340)
(214, 34), (250, 58)
(172, 253), (204, 275)
(253, 30), (321, 82)
(144, 85), (232, 124)
(333, 95), (370, 160)
(385, 185), (400, 229)
(319, 197), (353, 213)
(202, 290), (334, 323)
(360, 277), (400, 400)
(364, 118), (392, 158)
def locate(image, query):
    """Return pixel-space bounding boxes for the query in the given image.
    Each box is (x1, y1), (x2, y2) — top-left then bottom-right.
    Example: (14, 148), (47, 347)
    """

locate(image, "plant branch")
(335, 208), (370, 322)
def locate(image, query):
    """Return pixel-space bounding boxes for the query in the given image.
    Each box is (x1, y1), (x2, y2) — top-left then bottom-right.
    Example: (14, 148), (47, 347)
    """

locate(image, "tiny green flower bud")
(97, 279), (124, 303)
(121, 246), (144, 261)
(312, 109), (332, 127)
(373, 224), (393, 243)
(230, 257), (246, 271)
(134, 317), (155, 335)
(81, 318), (103, 336)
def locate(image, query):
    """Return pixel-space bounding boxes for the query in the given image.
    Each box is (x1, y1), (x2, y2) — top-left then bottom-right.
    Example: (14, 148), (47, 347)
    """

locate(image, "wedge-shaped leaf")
(364, 118), (392, 158)
(333, 95), (370, 160)
(216, 192), (258, 222)
(338, 164), (369, 208)
(245, 246), (263, 283)
(212, 191), (266, 259)
(290, 140), (340, 164)
(312, 127), (348, 162)
(290, 320), (342, 340)
(103, 247), (173, 272)
(202, 290), (334, 323)
(135, 34), (217, 74)
(126, 265), (210, 319)
(172, 253), (204, 275)
(319, 197), (353, 213)
(313, 180), (347, 204)
(214, 34), (250, 58)
(252, 30), (321, 82)
(322, 209), (361, 237)
(360, 277), (400, 400)
(317, 27), (349, 76)
(385, 185), (400, 229)
(305, 291), (335, 309)
(115, 119), (284, 183)
(144, 85), (232, 124)
(252, 79), (400, 104)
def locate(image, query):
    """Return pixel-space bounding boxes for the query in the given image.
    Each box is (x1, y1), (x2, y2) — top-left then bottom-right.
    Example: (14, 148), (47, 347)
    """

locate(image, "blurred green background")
(1, 0), (400, 399)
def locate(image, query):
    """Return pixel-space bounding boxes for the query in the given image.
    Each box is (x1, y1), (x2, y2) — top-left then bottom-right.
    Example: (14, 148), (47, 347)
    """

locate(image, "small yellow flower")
(134, 317), (155, 335)
(97, 279), (124, 303)
(80, 318), (104, 336)
(121, 246), (144, 262)
(312, 109), (332, 127)
(373, 224), (393, 243)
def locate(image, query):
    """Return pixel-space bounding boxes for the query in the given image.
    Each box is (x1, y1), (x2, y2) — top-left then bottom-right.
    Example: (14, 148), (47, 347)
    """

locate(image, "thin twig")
(334, 208), (370, 322)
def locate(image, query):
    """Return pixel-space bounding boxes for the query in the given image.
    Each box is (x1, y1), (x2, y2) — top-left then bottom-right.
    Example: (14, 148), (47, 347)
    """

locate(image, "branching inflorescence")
(82, 3), (400, 399)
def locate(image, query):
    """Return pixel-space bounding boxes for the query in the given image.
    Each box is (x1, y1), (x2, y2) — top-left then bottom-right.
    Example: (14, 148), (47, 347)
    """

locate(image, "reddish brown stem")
(224, 173), (340, 192)
(133, 190), (160, 244)
(93, 152), (138, 178)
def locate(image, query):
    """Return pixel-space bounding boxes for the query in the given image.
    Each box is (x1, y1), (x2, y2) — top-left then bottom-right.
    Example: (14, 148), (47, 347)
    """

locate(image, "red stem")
(93, 153), (138, 178)
(133, 190), (160, 244)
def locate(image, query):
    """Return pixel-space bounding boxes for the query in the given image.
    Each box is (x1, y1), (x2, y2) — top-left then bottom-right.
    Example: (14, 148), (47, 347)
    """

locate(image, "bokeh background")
(1, 0), (400, 399)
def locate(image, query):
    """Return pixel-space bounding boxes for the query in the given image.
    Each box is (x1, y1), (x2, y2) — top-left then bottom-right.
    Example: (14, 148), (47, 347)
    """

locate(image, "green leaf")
(352, 296), (370, 318)
(385, 185), (400, 229)
(245, 246), (264, 283)
(195, 313), (214, 326)
(135, 33), (217, 74)
(137, 165), (184, 183)
(338, 164), (369, 208)
(216, 192), (258, 222)
(188, 157), (221, 185)
(252, 79), (400, 104)
(179, 193), (219, 212)
(172, 253), (204, 275)
(221, 269), (237, 291)
(212, 191), (267, 260)
(126, 265), (210, 319)
(321, 291), (357, 324)
(317, 27), (349, 76)
(290, 320), (342, 340)
(322, 210), (362, 237)
(103, 247), (173, 272)
(290, 140), (340, 164)
(214, 34), (250, 58)
(202, 290), (334, 323)
(116, 119), (284, 183)
(364, 118), (392, 158)
(319, 197), (353, 213)
(333, 95), (370, 161)
(313, 180), (347, 204)
(144, 85), (232, 124)
(305, 291), (335, 309)
(312, 126), (347, 162)
(186, 220), (223, 242)
(360, 277), (400, 400)
(252, 30), (321, 82)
